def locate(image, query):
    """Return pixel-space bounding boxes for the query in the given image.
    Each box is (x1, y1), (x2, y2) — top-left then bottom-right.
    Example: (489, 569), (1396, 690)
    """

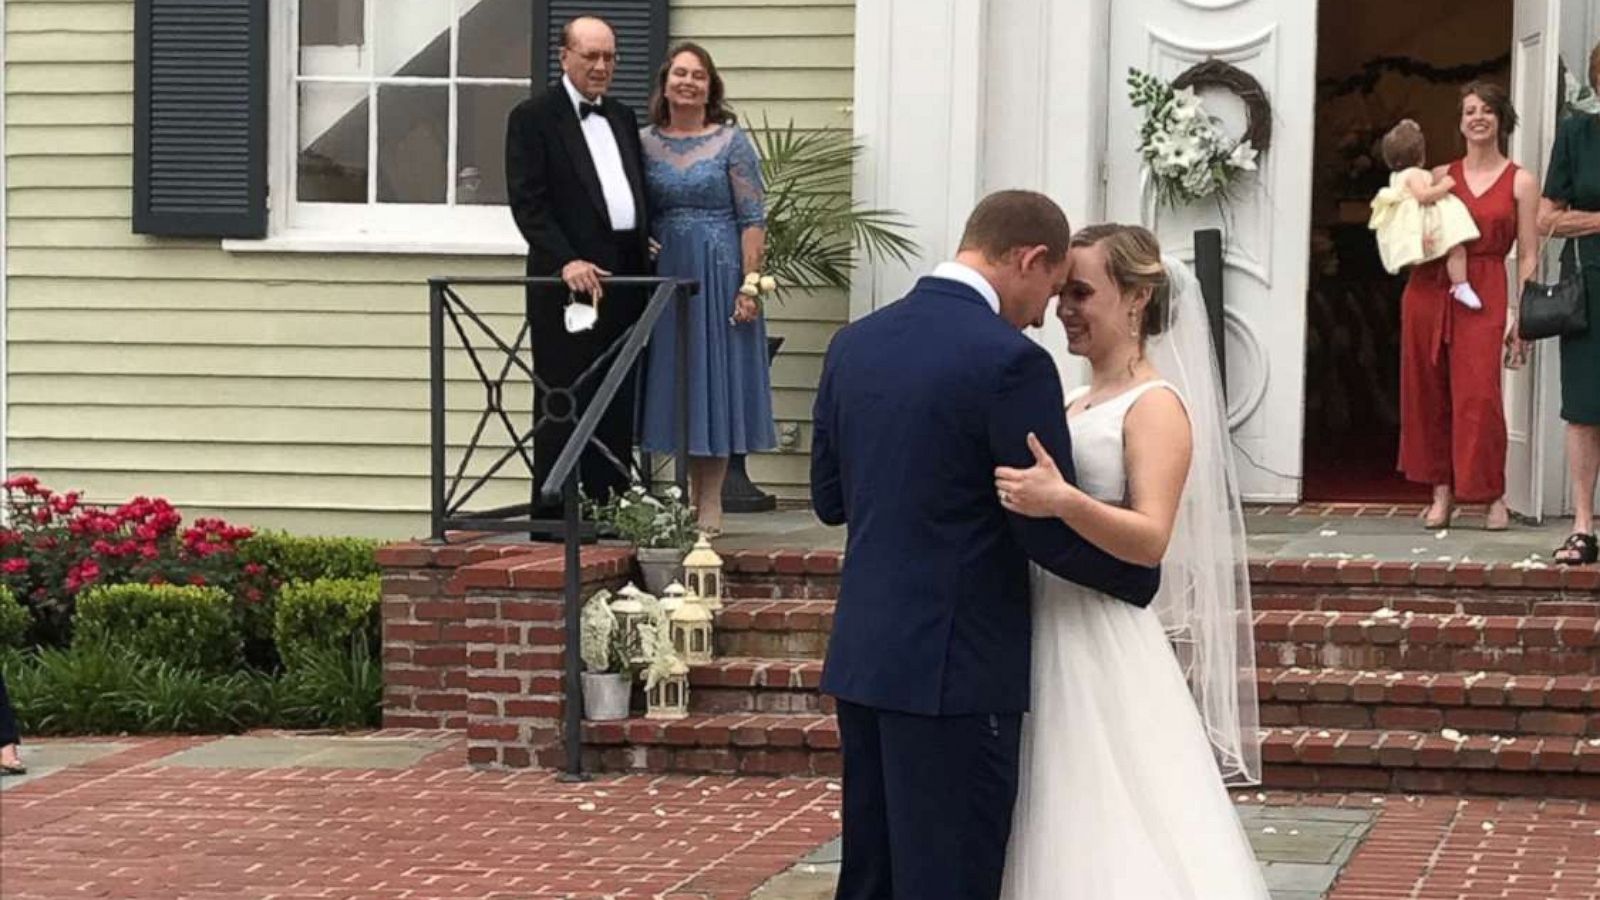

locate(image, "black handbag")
(1520, 229), (1589, 340)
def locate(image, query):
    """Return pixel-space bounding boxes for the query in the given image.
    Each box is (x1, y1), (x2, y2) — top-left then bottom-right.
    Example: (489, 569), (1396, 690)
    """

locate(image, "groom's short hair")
(958, 190), (1072, 263)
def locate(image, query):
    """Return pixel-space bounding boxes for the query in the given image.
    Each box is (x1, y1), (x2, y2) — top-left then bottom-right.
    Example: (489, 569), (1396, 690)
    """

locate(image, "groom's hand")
(995, 433), (1075, 519)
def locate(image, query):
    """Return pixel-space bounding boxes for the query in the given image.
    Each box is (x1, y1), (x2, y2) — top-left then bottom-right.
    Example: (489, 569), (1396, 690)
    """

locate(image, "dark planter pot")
(722, 335), (785, 513)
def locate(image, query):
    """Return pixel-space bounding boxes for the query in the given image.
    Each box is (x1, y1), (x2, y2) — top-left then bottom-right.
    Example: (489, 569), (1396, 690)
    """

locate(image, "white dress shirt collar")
(931, 261), (1001, 315)
(562, 74), (601, 114)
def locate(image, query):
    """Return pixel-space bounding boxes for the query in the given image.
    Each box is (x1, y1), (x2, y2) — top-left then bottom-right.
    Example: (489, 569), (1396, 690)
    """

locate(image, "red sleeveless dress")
(1397, 159), (1516, 503)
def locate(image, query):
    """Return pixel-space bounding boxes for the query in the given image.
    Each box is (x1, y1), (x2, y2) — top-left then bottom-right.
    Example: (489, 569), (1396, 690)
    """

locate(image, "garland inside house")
(1317, 53), (1511, 101)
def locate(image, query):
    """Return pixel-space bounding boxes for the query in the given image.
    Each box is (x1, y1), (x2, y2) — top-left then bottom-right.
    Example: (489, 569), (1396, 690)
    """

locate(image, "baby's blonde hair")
(1381, 120), (1426, 171)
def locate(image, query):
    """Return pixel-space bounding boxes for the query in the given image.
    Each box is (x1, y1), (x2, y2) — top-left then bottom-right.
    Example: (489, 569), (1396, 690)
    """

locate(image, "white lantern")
(645, 655), (691, 720)
(669, 593), (715, 665)
(659, 581), (689, 615)
(609, 583), (653, 664)
(682, 535), (725, 611)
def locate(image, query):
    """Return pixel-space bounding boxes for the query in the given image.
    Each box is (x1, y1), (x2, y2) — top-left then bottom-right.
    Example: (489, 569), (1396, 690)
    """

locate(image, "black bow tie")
(579, 100), (603, 120)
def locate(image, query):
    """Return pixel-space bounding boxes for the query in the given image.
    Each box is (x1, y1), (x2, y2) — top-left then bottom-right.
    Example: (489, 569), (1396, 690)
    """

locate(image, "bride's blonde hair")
(1070, 224), (1172, 339)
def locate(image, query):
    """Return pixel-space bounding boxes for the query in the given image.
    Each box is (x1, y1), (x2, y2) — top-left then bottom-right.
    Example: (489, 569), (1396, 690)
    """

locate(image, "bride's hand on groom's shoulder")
(995, 433), (1077, 519)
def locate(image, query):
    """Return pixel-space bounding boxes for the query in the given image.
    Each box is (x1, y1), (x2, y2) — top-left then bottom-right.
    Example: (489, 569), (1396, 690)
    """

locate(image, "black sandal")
(1554, 532), (1599, 566)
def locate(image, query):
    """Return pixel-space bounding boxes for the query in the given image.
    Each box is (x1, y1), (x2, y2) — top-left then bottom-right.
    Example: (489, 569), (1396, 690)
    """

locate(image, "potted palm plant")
(722, 116), (920, 512)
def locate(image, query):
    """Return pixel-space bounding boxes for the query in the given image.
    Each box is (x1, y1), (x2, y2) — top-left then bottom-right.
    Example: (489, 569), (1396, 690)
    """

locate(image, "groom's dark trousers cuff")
(833, 700), (1022, 900)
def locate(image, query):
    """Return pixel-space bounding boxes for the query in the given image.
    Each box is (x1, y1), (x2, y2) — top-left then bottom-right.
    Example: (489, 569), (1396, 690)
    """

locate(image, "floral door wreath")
(1171, 60), (1273, 155)
(1129, 60), (1273, 209)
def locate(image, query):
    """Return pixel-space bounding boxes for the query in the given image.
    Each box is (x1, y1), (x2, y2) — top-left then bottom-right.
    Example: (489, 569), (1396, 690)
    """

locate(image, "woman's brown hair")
(648, 42), (735, 127)
(1459, 80), (1518, 155)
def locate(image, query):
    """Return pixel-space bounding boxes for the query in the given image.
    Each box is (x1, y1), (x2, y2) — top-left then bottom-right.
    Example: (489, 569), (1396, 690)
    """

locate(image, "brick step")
(715, 600), (833, 659)
(1258, 667), (1600, 737)
(580, 712), (840, 776)
(689, 657), (830, 714)
(722, 549), (1600, 609)
(716, 600), (1600, 675)
(1261, 726), (1600, 798)
(1257, 610), (1600, 675)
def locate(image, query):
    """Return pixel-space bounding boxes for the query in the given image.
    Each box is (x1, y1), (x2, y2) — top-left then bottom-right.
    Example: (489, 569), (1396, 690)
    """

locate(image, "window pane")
(376, 0), (451, 78)
(299, 0), (366, 76)
(298, 83), (369, 203)
(457, 84), (527, 205)
(458, 0), (532, 79)
(377, 85), (448, 203)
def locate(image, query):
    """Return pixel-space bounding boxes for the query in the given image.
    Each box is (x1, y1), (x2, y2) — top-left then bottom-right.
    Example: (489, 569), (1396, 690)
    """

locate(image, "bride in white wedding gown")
(995, 224), (1269, 899)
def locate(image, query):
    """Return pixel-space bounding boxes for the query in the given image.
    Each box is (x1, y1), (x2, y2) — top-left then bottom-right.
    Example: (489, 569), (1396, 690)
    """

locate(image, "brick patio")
(8, 736), (1600, 898)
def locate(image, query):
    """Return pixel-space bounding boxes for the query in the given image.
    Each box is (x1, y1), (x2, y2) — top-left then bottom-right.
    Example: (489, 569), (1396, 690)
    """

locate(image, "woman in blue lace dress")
(640, 42), (776, 533)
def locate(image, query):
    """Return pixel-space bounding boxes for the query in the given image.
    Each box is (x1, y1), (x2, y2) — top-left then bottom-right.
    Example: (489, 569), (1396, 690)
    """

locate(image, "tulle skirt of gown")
(999, 567), (1270, 899)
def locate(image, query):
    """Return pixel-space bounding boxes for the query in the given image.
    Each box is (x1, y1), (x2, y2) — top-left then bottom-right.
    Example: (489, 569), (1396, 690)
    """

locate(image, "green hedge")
(0, 643), (379, 735)
(274, 576), (381, 665)
(241, 532), (380, 584)
(0, 585), (30, 649)
(74, 584), (241, 673)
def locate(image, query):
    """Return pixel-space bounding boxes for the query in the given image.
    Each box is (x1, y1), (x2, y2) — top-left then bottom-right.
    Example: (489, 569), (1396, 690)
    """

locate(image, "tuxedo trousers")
(833, 699), (1022, 900)
(527, 231), (649, 513)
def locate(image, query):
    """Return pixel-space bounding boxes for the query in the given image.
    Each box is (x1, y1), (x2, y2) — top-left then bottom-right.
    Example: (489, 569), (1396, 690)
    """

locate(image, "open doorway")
(1302, 0), (1511, 502)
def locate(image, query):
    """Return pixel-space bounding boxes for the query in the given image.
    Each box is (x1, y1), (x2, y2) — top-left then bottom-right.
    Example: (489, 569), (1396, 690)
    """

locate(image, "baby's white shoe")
(1450, 282), (1483, 311)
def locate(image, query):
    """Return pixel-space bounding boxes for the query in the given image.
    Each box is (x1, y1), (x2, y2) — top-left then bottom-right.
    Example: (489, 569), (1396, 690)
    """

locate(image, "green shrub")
(274, 640), (383, 729)
(74, 584), (241, 672)
(241, 532), (380, 583)
(274, 576), (380, 664)
(0, 585), (31, 649)
(3, 645), (269, 735)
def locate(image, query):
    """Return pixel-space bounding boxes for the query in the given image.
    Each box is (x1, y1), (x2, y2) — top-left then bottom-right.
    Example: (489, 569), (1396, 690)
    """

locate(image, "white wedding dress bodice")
(999, 380), (1270, 900)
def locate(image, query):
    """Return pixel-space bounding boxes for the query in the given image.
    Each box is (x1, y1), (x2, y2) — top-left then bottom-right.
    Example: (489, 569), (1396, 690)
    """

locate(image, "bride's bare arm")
(996, 389), (1191, 567)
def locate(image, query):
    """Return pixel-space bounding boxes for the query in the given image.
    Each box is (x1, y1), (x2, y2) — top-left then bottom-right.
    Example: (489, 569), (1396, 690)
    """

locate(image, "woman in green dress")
(1540, 41), (1600, 564)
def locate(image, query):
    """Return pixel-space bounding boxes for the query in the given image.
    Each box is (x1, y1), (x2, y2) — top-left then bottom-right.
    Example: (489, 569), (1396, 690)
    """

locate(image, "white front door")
(1104, 0), (1319, 501)
(1504, 0), (1565, 520)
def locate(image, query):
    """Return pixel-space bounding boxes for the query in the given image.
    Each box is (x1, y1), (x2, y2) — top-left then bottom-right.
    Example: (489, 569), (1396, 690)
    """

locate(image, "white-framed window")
(239, 0), (535, 254)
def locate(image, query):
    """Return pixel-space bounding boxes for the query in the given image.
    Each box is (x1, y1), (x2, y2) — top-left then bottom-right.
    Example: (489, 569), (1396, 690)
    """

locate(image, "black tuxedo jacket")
(505, 81), (652, 289)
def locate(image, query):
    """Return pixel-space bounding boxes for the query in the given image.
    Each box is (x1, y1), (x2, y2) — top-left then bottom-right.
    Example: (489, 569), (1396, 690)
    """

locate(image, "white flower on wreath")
(1228, 140), (1259, 172)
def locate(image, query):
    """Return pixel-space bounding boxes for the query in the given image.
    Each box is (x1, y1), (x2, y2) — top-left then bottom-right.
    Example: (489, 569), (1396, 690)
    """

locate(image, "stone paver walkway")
(6, 737), (1600, 898)
(714, 507), (1576, 565)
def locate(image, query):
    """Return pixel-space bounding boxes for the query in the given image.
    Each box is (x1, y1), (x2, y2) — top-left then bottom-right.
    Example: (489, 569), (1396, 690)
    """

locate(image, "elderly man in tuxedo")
(506, 15), (653, 513)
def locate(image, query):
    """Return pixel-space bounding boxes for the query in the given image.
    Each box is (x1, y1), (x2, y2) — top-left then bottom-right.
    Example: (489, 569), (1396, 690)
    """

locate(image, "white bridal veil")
(1144, 254), (1260, 785)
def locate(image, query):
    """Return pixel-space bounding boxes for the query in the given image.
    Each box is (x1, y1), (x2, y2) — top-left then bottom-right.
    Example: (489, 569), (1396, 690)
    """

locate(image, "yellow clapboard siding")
(6, 125), (132, 156)
(7, 3), (132, 33)
(8, 62), (130, 94)
(5, 274), (847, 320)
(8, 188), (131, 218)
(3, 0), (854, 536)
(5, 32), (132, 64)
(8, 155), (130, 188)
(8, 375), (823, 421)
(672, 6), (851, 37)
(687, 36), (852, 70)
(9, 307), (842, 353)
(7, 94), (132, 126)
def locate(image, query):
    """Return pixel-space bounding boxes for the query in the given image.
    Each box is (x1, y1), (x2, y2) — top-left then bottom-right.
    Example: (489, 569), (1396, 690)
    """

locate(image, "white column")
(851, 0), (988, 317)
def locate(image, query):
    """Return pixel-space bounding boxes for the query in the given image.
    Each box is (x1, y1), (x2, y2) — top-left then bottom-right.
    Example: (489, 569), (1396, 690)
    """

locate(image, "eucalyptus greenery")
(747, 115), (918, 297)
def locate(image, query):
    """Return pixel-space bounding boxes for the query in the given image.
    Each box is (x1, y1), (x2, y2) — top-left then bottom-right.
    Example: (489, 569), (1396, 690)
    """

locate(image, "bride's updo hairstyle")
(1069, 223), (1172, 339)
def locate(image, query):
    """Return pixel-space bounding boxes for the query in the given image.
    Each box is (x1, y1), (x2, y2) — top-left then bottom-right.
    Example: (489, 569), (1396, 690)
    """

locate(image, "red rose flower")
(1, 557), (29, 574)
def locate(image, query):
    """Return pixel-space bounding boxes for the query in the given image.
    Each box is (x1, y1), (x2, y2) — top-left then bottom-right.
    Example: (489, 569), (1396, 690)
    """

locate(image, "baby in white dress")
(1369, 119), (1483, 309)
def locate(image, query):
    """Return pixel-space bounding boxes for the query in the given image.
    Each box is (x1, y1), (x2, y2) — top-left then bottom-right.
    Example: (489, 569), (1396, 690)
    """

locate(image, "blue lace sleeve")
(728, 127), (766, 229)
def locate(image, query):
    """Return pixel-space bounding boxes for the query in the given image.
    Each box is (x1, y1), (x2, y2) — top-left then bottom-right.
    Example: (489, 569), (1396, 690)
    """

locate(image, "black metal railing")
(427, 274), (697, 780)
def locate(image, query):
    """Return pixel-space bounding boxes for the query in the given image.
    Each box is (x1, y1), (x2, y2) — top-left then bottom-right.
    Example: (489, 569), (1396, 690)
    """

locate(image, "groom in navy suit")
(811, 190), (1162, 900)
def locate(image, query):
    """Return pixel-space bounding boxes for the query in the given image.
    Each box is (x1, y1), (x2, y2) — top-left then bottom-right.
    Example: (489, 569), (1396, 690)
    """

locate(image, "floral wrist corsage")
(739, 272), (778, 298)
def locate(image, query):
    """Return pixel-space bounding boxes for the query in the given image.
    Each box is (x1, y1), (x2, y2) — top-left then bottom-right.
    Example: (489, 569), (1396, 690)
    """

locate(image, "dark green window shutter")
(133, 0), (268, 238)
(534, 1), (669, 113)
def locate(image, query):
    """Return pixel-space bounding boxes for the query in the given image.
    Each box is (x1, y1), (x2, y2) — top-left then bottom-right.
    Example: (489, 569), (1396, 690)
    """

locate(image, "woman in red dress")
(1398, 81), (1539, 530)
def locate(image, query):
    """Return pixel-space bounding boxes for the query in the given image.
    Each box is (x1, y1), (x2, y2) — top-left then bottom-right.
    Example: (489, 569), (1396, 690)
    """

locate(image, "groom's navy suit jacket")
(811, 276), (1161, 716)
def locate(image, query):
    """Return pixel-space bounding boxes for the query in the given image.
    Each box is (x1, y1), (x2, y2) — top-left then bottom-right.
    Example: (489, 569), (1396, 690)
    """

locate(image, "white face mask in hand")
(564, 298), (598, 333)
